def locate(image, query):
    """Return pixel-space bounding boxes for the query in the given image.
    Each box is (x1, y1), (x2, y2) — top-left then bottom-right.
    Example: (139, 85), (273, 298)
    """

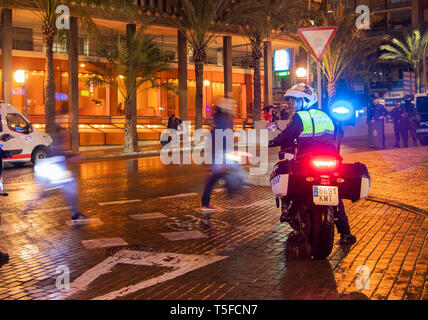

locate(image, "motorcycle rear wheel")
(309, 205), (335, 260)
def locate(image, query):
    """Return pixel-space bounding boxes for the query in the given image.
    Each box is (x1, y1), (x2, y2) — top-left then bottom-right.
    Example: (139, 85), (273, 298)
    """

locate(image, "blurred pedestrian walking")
(23, 122), (88, 221)
(200, 98), (244, 213)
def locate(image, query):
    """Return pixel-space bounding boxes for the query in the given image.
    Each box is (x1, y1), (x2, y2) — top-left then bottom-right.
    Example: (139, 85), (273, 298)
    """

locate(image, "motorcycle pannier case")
(338, 162), (370, 202)
(270, 160), (290, 197)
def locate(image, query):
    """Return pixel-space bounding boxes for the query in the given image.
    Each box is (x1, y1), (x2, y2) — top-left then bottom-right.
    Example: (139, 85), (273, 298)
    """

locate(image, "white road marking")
(66, 218), (104, 226)
(81, 238), (127, 250)
(98, 199), (141, 206)
(161, 230), (207, 241)
(222, 199), (271, 209)
(0, 222), (30, 234)
(29, 206), (71, 214)
(159, 193), (198, 200)
(55, 250), (227, 300)
(129, 212), (167, 220)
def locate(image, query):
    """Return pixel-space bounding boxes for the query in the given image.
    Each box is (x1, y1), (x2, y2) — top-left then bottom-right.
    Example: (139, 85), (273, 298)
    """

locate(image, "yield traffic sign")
(298, 27), (338, 61)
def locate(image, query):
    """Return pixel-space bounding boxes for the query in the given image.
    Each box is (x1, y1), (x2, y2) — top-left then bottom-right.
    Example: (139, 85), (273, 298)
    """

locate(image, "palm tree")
(238, 0), (302, 121)
(87, 29), (177, 152)
(166, 0), (253, 130)
(379, 29), (428, 94)
(4, 1), (138, 136)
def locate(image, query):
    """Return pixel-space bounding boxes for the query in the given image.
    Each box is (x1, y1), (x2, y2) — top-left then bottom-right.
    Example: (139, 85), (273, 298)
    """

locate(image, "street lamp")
(14, 70), (28, 118)
(296, 67), (307, 79)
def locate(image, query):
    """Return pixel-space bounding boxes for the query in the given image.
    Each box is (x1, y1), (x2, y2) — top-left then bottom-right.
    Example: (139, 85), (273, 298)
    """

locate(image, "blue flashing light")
(332, 107), (350, 114)
(330, 100), (354, 122)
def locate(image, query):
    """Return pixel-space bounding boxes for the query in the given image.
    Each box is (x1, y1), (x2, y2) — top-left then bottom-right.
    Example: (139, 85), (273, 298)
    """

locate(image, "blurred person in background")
(264, 107), (273, 122)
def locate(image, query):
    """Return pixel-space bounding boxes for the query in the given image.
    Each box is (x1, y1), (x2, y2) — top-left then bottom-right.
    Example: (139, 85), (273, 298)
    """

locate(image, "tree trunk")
(253, 52), (262, 121)
(194, 49), (205, 130)
(415, 67), (421, 94)
(327, 81), (336, 107)
(124, 98), (136, 153)
(45, 35), (56, 135)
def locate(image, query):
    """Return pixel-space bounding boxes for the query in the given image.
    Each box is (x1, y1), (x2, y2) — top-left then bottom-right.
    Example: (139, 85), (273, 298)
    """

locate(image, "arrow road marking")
(56, 250), (227, 300)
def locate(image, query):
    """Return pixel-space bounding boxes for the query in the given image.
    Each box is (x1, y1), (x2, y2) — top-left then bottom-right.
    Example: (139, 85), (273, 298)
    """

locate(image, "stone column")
(223, 36), (233, 99)
(263, 41), (273, 107)
(68, 16), (79, 152)
(1, 9), (13, 104)
(178, 30), (188, 120)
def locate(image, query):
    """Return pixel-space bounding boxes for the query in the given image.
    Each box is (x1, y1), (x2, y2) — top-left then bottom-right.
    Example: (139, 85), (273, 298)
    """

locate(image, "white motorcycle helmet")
(284, 83), (317, 110)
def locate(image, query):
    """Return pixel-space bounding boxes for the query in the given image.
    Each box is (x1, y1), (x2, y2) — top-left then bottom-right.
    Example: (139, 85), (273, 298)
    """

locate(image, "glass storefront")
(4, 62), (249, 122)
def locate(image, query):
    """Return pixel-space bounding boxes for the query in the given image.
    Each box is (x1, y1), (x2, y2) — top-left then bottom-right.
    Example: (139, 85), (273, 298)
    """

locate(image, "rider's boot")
(280, 197), (293, 223)
(0, 251), (9, 265)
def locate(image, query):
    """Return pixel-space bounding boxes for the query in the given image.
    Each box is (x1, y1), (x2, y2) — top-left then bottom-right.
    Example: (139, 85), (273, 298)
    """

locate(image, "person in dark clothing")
(0, 144), (11, 265)
(164, 114), (182, 146)
(391, 101), (404, 147)
(201, 98), (236, 213)
(269, 84), (356, 245)
(402, 97), (418, 147)
(369, 97), (388, 149)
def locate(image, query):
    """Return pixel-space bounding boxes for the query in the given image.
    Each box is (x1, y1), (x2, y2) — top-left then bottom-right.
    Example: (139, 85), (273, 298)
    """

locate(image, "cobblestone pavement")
(342, 147), (428, 212)
(0, 170), (426, 300)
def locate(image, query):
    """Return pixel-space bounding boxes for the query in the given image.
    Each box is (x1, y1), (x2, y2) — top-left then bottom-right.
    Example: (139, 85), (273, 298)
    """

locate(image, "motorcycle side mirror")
(0, 134), (13, 142)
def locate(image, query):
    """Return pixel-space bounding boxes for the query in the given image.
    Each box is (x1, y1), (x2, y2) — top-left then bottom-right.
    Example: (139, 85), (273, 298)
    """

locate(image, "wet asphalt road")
(2, 156), (211, 211)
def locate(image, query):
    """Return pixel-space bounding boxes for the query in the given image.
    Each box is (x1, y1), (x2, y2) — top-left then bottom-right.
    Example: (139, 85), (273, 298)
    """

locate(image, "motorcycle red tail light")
(313, 160), (338, 168)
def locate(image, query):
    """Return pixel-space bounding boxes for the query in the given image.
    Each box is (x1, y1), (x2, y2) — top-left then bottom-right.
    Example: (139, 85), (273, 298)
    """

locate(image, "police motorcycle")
(268, 85), (370, 259)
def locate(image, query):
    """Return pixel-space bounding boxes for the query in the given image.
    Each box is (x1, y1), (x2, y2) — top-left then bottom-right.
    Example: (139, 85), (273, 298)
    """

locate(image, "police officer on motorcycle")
(268, 84), (356, 245)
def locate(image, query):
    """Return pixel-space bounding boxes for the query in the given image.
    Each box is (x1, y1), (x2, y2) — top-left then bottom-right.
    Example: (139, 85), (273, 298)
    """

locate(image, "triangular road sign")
(298, 27), (338, 61)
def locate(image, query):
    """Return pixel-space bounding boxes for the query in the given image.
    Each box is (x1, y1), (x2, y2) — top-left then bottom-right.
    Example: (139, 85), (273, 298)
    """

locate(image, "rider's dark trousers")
(335, 199), (351, 235)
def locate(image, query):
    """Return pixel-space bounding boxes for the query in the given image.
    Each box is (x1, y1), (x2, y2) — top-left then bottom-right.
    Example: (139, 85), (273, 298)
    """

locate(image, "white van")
(0, 102), (52, 166)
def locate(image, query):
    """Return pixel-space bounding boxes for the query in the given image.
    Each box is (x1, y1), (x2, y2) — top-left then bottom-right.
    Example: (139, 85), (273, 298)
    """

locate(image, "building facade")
(0, 1), (298, 134)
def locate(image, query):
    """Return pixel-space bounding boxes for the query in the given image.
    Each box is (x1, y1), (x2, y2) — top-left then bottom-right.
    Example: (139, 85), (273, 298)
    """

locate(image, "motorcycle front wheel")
(309, 205), (335, 260)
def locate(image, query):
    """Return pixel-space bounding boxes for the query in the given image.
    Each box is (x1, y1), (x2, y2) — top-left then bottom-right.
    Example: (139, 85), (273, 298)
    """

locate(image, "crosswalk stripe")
(81, 237), (127, 249)
(159, 193), (198, 200)
(161, 231), (207, 241)
(66, 218), (103, 226)
(98, 199), (141, 206)
(129, 213), (167, 220)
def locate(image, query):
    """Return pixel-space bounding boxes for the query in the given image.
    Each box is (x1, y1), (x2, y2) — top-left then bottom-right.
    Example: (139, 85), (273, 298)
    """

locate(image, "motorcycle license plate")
(313, 186), (339, 206)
